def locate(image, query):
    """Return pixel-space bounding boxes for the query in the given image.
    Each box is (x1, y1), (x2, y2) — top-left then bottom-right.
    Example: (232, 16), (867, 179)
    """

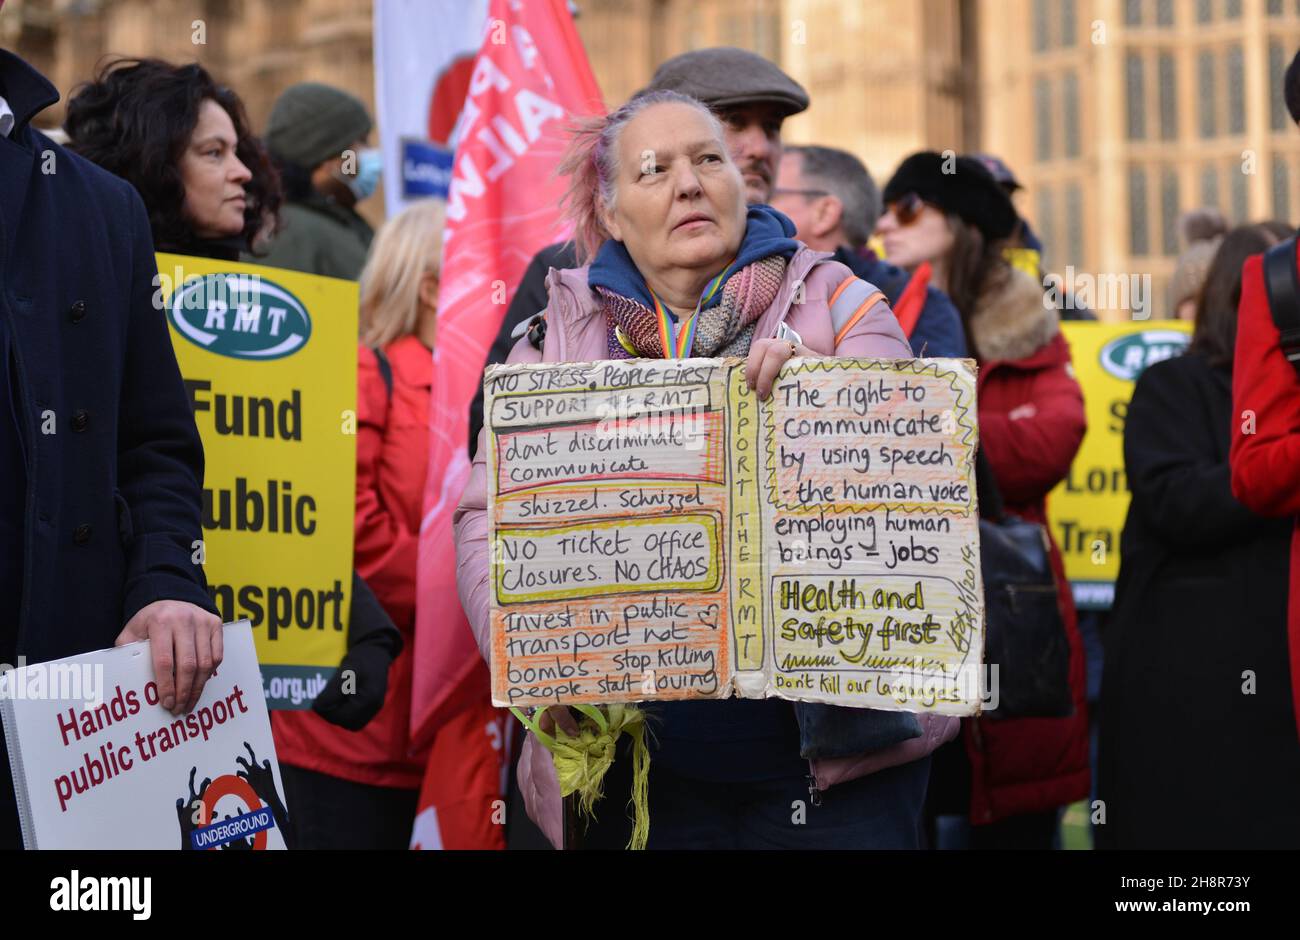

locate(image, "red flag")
(408, 663), (512, 850)
(412, 0), (604, 748)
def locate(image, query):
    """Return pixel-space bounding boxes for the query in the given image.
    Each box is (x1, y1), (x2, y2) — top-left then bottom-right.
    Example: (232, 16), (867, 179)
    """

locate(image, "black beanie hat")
(882, 151), (1020, 242)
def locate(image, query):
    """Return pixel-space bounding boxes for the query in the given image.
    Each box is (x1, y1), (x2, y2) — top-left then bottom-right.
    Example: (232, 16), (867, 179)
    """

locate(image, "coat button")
(71, 409), (89, 432)
(73, 524), (92, 545)
(69, 300), (87, 323)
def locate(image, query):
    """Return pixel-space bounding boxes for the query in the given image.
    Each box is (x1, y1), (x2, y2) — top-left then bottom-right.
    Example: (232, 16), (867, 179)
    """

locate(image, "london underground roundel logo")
(198, 774), (269, 850)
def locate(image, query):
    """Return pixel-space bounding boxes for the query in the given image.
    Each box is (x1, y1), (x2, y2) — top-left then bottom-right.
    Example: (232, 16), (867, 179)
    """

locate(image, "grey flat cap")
(647, 47), (809, 117)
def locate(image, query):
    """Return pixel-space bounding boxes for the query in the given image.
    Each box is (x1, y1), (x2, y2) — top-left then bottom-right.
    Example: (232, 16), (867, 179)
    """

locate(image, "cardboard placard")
(485, 357), (986, 716)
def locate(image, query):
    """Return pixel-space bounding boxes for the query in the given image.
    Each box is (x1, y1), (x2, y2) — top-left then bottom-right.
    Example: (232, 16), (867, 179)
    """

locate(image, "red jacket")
(965, 269), (1091, 824)
(272, 336), (438, 788)
(1230, 250), (1300, 742)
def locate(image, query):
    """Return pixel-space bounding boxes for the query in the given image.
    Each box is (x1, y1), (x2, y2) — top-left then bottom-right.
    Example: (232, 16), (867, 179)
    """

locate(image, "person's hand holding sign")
(116, 600), (224, 714)
(536, 706), (581, 737)
(745, 335), (810, 400)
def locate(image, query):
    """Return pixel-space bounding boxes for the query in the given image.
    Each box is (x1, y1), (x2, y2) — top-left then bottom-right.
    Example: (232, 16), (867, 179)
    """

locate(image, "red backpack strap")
(892, 261), (932, 339)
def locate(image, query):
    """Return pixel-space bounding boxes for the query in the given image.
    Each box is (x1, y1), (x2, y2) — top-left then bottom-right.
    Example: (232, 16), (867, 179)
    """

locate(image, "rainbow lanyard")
(647, 261), (733, 359)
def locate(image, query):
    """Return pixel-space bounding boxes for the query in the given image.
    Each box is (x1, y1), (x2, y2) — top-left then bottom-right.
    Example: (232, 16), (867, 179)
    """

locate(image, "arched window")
(1227, 46), (1245, 135)
(1061, 0), (1077, 46)
(1037, 187), (1057, 270)
(1161, 169), (1181, 256)
(1271, 41), (1289, 131)
(1231, 164), (1249, 221)
(1201, 165), (1220, 209)
(1036, 78), (1054, 161)
(1034, 0), (1050, 51)
(1127, 53), (1147, 140)
(1064, 72), (1081, 157)
(1130, 166), (1150, 256)
(1198, 52), (1217, 139)
(1274, 157), (1291, 223)
(1159, 53), (1178, 140)
(1066, 183), (1084, 269)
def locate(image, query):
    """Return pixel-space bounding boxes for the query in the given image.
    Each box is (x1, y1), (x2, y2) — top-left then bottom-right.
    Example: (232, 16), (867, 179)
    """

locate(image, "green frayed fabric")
(510, 703), (650, 850)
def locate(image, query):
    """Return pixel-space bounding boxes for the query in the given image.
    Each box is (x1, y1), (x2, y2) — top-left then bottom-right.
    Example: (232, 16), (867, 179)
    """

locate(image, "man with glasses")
(772, 145), (966, 358)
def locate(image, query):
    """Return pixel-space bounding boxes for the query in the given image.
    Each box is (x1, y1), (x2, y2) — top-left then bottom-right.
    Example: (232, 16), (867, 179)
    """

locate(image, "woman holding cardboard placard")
(454, 91), (959, 850)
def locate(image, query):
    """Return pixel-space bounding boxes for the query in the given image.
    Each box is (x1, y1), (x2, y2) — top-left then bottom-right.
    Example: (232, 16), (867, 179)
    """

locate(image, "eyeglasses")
(884, 192), (931, 227)
(772, 188), (830, 200)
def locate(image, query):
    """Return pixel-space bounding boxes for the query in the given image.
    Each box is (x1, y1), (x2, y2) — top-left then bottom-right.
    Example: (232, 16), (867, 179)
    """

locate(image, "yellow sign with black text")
(1047, 320), (1193, 610)
(157, 253), (356, 707)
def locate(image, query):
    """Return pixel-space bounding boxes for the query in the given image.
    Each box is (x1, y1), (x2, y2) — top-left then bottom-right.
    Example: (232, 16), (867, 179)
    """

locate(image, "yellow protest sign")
(157, 253), (356, 708)
(485, 357), (986, 716)
(1047, 321), (1192, 609)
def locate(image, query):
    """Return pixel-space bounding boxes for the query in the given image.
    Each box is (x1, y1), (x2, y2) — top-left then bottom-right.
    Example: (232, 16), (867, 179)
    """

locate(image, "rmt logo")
(160, 271), (312, 361)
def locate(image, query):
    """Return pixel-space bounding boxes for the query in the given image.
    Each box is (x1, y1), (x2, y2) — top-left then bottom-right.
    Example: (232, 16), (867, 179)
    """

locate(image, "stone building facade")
(4, 0), (1298, 317)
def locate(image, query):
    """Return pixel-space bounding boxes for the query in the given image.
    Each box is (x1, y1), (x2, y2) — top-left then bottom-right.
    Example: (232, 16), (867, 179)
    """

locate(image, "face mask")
(337, 147), (382, 201)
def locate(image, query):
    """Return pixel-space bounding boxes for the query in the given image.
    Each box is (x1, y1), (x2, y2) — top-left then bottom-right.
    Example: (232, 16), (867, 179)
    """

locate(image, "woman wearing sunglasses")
(877, 152), (1090, 849)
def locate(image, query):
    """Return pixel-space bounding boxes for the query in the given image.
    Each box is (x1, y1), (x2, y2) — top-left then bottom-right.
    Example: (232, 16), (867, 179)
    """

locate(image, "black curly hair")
(65, 58), (281, 255)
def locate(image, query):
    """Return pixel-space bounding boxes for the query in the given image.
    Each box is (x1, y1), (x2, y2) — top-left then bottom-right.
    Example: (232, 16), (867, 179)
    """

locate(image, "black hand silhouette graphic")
(175, 766), (211, 851)
(236, 741), (291, 846)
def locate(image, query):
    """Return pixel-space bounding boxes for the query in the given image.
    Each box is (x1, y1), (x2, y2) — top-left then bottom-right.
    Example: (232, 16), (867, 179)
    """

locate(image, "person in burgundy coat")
(877, 152), (1090, 847)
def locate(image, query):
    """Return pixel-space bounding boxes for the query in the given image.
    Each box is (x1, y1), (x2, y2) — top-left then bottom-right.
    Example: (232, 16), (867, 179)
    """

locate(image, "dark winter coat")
(257, 190), (374, 282)
(1098, 351), (1300, 847)
(0, 49), (214, 667)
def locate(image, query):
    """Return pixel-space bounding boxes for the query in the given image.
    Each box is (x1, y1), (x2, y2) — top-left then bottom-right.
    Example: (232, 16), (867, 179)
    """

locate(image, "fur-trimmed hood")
(967, 267), (1060, 363)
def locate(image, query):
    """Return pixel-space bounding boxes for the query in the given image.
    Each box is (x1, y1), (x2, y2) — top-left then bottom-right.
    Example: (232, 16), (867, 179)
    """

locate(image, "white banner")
(373, 0), (490, 219)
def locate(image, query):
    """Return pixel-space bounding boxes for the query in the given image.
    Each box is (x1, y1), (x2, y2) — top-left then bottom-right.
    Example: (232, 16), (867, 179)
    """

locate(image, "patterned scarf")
(600, 254), (788, 360)
(589, 205), (801, 360)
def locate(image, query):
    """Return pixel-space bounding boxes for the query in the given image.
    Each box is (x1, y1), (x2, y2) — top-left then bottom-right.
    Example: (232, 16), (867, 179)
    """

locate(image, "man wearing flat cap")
(470, 47), (810, 446)
(259, 82), (381, 280)
(647, 46), (809, 205)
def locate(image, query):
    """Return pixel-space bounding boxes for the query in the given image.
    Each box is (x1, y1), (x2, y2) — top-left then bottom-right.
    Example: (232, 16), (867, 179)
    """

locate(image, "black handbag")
(975, 451), (1074, 720)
